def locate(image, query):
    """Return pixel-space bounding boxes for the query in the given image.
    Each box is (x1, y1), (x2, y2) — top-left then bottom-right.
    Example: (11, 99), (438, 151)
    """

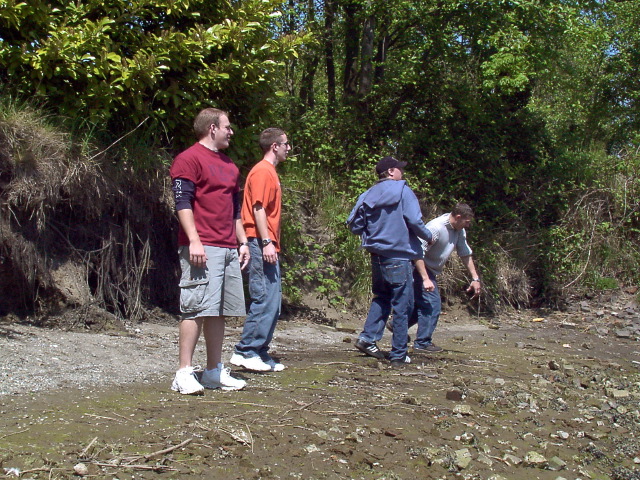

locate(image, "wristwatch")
(262, 238), (272, 246)
(472, 278), (480, 282)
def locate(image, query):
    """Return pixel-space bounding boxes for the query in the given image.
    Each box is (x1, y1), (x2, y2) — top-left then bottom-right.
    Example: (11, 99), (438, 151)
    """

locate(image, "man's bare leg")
(178, 318), (204, 369)
(203, 316), (225, 370)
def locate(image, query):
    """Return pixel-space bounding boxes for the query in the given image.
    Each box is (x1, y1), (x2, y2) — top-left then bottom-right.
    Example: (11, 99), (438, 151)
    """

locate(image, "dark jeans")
(409, 268), (440, 348)
(359, 255), (413, 361)
(234, 238), (281, 360)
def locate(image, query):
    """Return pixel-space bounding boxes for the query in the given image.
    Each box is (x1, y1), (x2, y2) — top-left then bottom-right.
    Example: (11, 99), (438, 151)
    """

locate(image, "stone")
(458, 432), (475, 444)
(548, 360), (560, 371)
(608, 389), (630, 399)
(446, 389), (464, 401)
(503, 454), (522, 465)
(524, 451), (547, 467)
(548, 456), (567, 471)
(477, 453), (494, 466)
(455, 448), (472, 469)
(453, 404), (473, 416)
(616, 329), (632, 338)
(73, 463), (89, 476)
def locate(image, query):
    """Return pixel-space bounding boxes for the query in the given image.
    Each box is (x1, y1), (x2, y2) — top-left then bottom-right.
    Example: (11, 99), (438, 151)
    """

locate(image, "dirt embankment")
(1, 291), (639, 480)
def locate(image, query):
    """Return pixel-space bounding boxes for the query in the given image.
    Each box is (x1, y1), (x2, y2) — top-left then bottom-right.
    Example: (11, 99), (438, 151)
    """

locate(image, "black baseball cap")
(375, 156), (407, 175)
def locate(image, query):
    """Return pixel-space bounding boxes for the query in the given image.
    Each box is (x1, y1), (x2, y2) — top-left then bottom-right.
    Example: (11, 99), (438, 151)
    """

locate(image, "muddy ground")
(1, 294), (639, 480)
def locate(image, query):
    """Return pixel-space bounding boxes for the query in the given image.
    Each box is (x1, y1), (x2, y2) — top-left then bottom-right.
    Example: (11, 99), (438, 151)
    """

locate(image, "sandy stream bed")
(0, 305), (639, 480)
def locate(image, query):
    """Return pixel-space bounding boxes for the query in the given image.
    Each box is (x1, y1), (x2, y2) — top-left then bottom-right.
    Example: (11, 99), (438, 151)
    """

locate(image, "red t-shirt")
(241, 159), (281, 251)
(170, 142), (240, 248)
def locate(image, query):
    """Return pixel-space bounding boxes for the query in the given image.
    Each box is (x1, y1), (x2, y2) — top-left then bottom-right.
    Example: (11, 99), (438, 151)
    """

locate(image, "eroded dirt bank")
(1, 299), (639, 480)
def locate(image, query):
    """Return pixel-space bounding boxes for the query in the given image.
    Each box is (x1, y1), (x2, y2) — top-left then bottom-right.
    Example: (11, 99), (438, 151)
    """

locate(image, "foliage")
(279, 167), (350, 307)
(0, 0), (306, 150)
(540, 147), (640, 300)
(271, 0), (640, 307)
(3, 0), (640, 317)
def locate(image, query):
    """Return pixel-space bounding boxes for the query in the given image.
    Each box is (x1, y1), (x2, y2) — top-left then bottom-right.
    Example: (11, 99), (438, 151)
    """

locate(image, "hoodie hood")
(363, 179), (406, 209)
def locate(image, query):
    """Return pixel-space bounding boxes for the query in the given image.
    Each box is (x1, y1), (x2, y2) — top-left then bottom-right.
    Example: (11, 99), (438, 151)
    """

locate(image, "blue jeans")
(234, 238), (281, 360)
(359, 255), (413, 361)
(409, 268), (440, 348)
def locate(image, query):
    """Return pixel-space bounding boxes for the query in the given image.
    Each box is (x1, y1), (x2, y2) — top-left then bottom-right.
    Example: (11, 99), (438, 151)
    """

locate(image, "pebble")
(446, 389), (464, 401)
(455, 448), (472, 469)
(549, 456), (567, 471)
(503, 454), (522, 465)
(453, 405), (473, 416)
(524, 451), (547, 467)
(616, 329), (632, 338)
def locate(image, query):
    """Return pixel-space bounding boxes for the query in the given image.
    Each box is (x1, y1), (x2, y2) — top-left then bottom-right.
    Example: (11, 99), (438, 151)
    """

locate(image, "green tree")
(0, 0), (304, 146)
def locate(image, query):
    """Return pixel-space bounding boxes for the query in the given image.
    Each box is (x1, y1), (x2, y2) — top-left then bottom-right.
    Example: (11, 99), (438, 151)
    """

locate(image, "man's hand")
(423, 276), (435, 292)
(262, 242), (278, 264)
(467, 280), (481, 299)
(238, 244), (250, 270)
(189, 240), (207, 268)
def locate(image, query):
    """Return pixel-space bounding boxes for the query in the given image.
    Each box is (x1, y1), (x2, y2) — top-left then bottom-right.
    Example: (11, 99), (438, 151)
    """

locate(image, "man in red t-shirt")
(230, 128), (290, 372)
(169, 108), (250, 394)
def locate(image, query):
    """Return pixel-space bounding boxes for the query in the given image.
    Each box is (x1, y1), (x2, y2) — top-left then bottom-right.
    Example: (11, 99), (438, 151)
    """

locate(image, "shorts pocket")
(179, 265), (209, 313)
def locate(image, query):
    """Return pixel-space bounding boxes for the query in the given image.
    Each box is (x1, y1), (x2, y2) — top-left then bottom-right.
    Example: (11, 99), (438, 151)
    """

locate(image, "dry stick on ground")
(278, 399), (324, 418)
(218, 428), (252, 447)
(0, 428), (29, 439)
(93, 462), (177, 472)
(16, 467), (52, 475)
(144, 438), (194, 460)
(83, 414), (126, 423)
(203, 400), (275, 409)
(78, 436), (99, 459)
(246, 423), (254, 454)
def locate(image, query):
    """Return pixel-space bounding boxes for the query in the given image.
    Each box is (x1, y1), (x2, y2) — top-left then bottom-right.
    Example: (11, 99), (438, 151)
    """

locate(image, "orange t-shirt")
(241, 159), (282, 251)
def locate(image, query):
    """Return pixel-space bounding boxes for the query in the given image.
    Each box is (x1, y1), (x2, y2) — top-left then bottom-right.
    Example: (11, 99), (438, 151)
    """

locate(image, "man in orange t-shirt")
(230, 128), (290, 372)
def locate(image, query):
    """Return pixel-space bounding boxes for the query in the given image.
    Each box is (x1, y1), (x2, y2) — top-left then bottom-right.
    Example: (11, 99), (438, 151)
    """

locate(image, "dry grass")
(0, 100), (176, 323)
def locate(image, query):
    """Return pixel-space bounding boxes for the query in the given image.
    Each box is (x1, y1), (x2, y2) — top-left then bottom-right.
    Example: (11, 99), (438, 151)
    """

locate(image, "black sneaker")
(390, 356), (411, 369)
(355, 339), (386, 359)
(414, 344), (443, 353)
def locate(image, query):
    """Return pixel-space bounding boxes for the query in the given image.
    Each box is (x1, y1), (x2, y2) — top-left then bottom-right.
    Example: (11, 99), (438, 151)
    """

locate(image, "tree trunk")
(324, 0), (336, 114)
(342, 0), (360, 101)
(358, 15), (375, 96)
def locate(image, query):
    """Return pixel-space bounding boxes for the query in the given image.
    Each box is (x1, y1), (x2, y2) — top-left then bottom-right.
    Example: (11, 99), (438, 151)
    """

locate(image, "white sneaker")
(264, 357), (285, 372)
(201, 364), (246, 391)
(171, 367), (204, 395)
(229, 353), (271, 372)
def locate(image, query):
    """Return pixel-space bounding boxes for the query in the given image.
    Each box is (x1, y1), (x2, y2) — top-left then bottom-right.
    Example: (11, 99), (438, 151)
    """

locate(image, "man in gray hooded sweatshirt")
(347, 157), (432, 367)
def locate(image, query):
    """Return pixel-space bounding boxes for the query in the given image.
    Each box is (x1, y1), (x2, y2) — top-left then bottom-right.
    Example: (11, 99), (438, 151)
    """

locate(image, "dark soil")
(1, 294), (639, 480)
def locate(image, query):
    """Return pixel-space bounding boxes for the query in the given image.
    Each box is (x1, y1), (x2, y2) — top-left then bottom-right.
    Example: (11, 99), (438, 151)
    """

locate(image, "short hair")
(259, 127), (286, 152)
(193, 108), (228, 140)
(452, 203), (474, 218)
